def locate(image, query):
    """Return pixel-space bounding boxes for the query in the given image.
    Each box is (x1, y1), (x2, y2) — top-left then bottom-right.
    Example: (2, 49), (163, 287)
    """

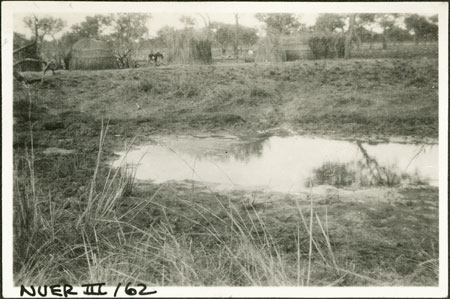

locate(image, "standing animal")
(148, 52), (164, 67)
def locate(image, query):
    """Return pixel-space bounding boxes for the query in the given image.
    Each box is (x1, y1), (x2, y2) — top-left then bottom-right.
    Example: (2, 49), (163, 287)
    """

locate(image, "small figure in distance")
(148, 52), (164, 67)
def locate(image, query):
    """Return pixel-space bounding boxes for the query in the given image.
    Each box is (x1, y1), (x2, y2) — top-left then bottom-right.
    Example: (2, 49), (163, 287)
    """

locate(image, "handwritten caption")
(20, 283), (157, 297)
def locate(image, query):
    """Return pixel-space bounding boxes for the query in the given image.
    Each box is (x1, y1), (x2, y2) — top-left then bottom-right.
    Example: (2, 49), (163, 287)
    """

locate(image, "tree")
(255, 13), (302, 35)
(15, 17), (62, 82)
(387, 26), (412, 45)
(238, 26), (258, 47)
(404, 14), (438, 44)
(212, 23), (259, 55)
(179, 15), (196, 28)
(156, 25), (177, 48)
(315, 14), (345, 33)
(213, 23), (234, 55)
(344, 14), (356, 59)
(374, 13), (398, 49)
(71, 15), (109, 39)
(234, 14), (239, 57)
(104, 13), (151, 68)
(24, 16), (65, 43)
(353, 13), (375, 49)
(22, 15), (66, 68)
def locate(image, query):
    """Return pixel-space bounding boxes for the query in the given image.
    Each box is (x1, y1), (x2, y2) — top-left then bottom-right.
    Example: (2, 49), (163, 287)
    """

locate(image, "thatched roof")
(68, 38), (116, 70)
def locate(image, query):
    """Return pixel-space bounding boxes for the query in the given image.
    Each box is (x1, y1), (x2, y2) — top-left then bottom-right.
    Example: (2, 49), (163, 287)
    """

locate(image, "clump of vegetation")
(249, 86), (273, 98)
(137, 78), (159, 93)
(308, 33), (346, 59)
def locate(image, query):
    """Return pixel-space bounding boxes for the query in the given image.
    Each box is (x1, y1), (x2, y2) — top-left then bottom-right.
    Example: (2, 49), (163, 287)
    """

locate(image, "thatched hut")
(68, 38), (116, 70)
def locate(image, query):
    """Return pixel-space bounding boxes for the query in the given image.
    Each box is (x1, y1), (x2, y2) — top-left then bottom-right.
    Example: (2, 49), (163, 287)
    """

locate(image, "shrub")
(137, 79), (166, 94)
(138, 79), (154, 93)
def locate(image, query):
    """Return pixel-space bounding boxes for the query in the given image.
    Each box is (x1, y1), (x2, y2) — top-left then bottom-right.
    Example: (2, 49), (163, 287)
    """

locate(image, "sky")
(13, 8), (438, 41)
(13, 12), (320, 39)
(10, 1), (443, 40)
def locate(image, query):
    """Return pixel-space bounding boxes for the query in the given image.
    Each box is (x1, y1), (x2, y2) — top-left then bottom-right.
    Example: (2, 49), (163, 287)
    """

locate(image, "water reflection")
(309, 160), (429, 188)
(308, 162), (356, 187)
(229, 138), (265, 161)
(112, 135), (438, 193)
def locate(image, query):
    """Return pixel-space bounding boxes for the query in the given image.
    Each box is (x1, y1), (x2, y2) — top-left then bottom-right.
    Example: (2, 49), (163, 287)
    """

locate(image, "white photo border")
(2, 2), (448, 298)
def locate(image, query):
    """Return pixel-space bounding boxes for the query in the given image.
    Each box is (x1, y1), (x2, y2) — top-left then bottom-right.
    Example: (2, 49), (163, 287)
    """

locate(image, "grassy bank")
(12, 57), (439, 286)
(16, 57), (438, 139)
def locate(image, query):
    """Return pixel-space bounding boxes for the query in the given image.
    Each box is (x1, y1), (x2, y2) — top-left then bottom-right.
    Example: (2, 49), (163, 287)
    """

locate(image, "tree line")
(14, 12), (438, 68)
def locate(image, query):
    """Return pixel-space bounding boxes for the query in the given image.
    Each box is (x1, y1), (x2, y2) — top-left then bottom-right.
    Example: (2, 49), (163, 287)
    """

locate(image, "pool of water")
(111, 135), (438, 193)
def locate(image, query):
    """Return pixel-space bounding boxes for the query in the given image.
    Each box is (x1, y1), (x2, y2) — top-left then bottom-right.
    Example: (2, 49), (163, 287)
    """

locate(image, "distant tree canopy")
(210, 22), (258, 54)
(23, 16), (66, 43)
(404, 14), (438, 43)
(15, 12), (439, 68)
(179, 15), (196, 28)
(307, 12), (437, 59)
(102, 13), (151, 66)
(354, 14), (376, 44)
(212, 23), (233, 53)
(155, 25), (177, 48)
(374, 13), (400, 49)
(315, 14), (345, 33)
(387, 26), (413, 43)
(255, 13), (303, 35)
(70, 15), (109, 39)
(238, 26), (258, 47)
(21, 16), (66, 64)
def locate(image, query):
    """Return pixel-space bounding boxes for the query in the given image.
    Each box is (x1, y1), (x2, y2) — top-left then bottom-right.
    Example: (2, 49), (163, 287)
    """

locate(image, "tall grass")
(164, 30), (212, 64)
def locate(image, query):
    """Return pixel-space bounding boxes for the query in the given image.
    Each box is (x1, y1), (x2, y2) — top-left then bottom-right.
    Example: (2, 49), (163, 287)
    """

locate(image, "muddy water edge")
(109, 133), (439, 285)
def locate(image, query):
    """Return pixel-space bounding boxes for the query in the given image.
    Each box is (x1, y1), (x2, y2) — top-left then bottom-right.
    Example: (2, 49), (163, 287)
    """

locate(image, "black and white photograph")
(2, 1), (448, 297)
